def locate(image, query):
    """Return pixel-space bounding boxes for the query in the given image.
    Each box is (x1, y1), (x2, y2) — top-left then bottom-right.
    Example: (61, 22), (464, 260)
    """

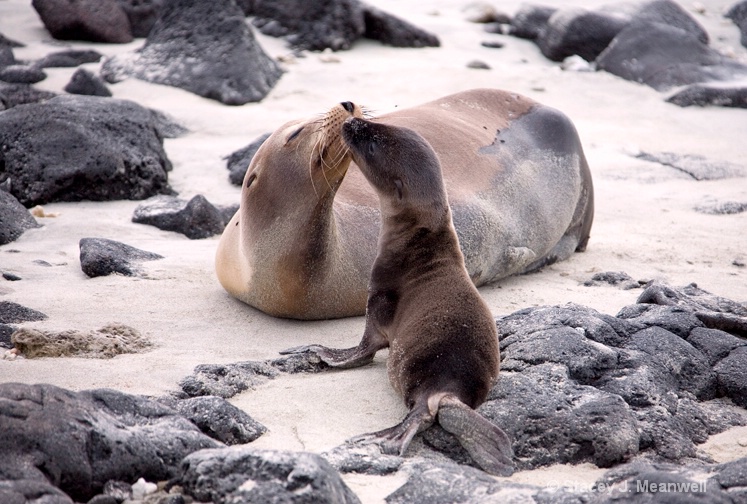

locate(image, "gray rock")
(361, 4), (440, 48)
(0, 95), (173, 206)
(115, 0), (164, 38)
(131, 195), (234, 239)
(715, 347), (747, 408)
(178, 361), (280, 399)
(636, 281), (747, 337)
(226, 133), (271, 186)
(537, 7), (630, 62)
(0, 33), (24, 48)
(667, 81), (747, 108)
(0, 479), (74, 504)
(387, 459), (578, 504)
(695, 199), (747, 215)
(0, 324), (13, 349)
(626, 326), (716, 399)
(597, 21), (747, 92)
(0, 190), (39, 245)
(727, 0), (747, 48)
(636, 0), (709, 44)
(322, 444), (403, 476)
(160, 395), (267, 445)
(596, 459), (732, 503)
(509, 4), (557, 40)
(0, 45), (16, 68)
(688, 327), (746, 366)
(0, 64), (46, 84)
(584, 271), (641, 289)
(179, 445), (361, 504)
(500, 326), (619, 382)
(0, 82), (56, 109)
(481, 364), (640, 469)
(64, 68), (112, 97)
(79, 237), (162, 277)
(250, 0), (438, 51)
(0, 383), (220, 503)
(634, 151), (747, 181)
(35, 49), (103, 68)
(0, 301), (47, 324)
(31, 0), (133, 43)
(251, 0), (365, 51)
(102, 0), (282, 105)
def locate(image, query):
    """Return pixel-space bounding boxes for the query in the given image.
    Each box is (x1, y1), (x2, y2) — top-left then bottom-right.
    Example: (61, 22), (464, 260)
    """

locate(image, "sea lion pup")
(216, 88), (594, 320)
(281, 117), (514, 476)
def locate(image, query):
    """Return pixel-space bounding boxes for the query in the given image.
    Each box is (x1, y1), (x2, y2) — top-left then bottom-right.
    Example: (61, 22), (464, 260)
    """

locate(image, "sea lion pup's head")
(342, 117), (448, 226)
(240, 101), (365, 230)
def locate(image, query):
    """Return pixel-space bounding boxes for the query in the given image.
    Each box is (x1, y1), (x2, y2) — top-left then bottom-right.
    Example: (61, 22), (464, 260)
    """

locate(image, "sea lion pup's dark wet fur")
(281, 113), (514, 476)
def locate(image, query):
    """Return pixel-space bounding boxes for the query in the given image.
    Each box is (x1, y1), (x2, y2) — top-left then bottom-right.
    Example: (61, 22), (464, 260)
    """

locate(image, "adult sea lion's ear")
(394, 179), (403, 200)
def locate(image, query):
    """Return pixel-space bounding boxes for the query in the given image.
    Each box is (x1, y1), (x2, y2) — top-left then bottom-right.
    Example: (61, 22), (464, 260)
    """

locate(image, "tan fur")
(216, 89), (594, 320)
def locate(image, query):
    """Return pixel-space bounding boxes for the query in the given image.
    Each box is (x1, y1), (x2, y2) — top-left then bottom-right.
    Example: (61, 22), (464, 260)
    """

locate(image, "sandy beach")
(1, 0), (747, 501)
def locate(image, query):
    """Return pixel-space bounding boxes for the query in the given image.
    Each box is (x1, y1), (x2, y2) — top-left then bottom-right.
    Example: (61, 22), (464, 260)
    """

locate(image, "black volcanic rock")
(667, 81), (747, 108)
(31, 0), (133, 43)
(159, 395), (267, 446)
(361, 4), (440, 48)
(0, 190), (39, 245)
(0, 82), (56, 109)
(728, 0), (747, 47)
(596, 21), (747, 91)
(0, 383), (220, 503)
(508, 4), (557, 39)
(35, 49), (103, 68)
(64, 68), (112, 96)
(284, 281), (747, 473)
(0, 64), (46, 84)
(115, 0), (164, 38)
(250, 0), (439, 50)
(0, 95), (173, 206)
(252, 0), (365, 51)
(102, 0), (282, 105)
(79, 237), (163, 277)
(537, 7), (630, 62)
(0, 301), (47, 324)
(179, 446), (361, 504)
(132, 195), (236, 239)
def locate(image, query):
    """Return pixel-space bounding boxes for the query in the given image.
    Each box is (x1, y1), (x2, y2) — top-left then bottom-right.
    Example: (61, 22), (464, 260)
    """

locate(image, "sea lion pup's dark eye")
(287, 126), (304, 142)
(246, 173), (257, 188)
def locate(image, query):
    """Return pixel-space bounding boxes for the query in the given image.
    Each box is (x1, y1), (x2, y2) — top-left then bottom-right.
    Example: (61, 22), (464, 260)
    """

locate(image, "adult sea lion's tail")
(438, 395), (514, 477)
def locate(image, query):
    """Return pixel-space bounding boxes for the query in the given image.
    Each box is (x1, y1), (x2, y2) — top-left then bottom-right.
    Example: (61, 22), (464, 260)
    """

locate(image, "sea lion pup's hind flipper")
(347, 402), (434, 456)
(438, 395), (515, 477)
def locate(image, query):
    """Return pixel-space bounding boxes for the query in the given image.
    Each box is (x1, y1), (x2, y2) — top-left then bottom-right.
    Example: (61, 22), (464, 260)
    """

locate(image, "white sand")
(1, 0), (746, 501)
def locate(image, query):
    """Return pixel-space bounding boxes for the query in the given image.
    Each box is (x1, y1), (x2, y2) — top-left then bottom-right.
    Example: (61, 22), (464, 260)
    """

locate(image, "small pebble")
(131, 478), (158, 500)
(481, 40), (504, 49)
(467, 59), (491, 70)
(2, 272), (21, 281)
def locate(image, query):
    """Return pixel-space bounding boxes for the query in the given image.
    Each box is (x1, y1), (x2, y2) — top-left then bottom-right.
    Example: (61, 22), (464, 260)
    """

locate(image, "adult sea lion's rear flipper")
(438, 396), (514, 477)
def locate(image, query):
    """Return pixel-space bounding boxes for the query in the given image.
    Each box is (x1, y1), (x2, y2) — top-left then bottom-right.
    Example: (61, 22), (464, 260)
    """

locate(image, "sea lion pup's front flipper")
(438, 395), (515, 477)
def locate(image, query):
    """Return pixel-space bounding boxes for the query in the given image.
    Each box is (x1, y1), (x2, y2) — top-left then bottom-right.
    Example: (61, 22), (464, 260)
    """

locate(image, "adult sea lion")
(281, 116), (514, 476)
(215, 88), (594, 319)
